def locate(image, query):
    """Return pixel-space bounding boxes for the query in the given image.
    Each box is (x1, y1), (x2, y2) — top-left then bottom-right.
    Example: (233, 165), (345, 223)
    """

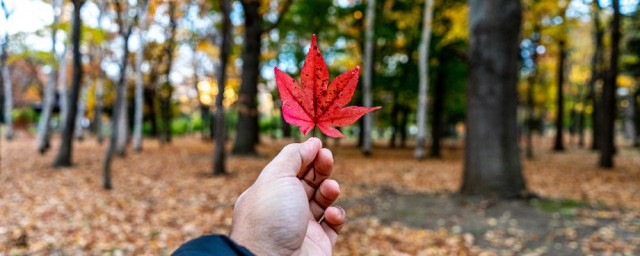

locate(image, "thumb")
(262, 137), (322, 179)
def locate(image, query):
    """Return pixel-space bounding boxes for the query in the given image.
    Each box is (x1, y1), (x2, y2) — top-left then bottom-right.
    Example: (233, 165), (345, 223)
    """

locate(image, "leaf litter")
(0, 136), (639, 255)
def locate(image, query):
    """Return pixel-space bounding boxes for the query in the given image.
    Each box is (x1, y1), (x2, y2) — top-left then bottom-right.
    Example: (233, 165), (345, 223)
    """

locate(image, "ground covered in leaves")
(1, 135), (639, 255)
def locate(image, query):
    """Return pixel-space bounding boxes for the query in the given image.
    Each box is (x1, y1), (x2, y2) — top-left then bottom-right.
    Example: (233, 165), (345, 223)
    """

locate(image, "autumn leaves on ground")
(1, 135), (639, 255)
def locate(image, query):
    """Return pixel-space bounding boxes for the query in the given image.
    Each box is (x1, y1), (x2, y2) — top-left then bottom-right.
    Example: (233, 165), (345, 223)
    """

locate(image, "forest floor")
(1, 134), (639, 255)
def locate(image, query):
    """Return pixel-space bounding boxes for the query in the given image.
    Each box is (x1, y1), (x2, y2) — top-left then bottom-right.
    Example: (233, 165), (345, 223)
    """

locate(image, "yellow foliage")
(435, 3), (468, 46)
(196, 41), (220, 59)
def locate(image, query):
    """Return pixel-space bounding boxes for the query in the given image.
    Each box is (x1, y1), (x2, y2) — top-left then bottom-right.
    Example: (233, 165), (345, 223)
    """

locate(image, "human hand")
(230, 138), (345, 255)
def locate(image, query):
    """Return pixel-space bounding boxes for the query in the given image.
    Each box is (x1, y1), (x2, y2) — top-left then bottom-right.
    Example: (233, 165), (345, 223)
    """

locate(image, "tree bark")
(554, 39), (566, 151)
(361, 0), (376, 156)
(590, 1), (604, 150)
(133, 1), (149, 152)
(399, 106), (408, 148)
(144, 87), (157, 136)
(389, 93), (399, 148)
(115, 64), (129, 156)
(103, 42), (129, 189)
(233, 0), (262, 155)
(462, 0), (526, 197)
(53, 0), (85, 167)
(95, 72), (105, 143)
(94, 0), (105, 145)
(415, 0), (434, 160)
(623, 93), (636, 143)
(525, 25), (540, 159)
(430, 56), (445, 158)
(74, 83), (88, 140)
(58, 48), (69, 133)
(1, 0), (12, 140)
(159, 2), (177, 144)
(213, 0), (231, 176)
(635, 89), (640, 147)
(37, 0), (61, 153)
(599, 0), (620, 168)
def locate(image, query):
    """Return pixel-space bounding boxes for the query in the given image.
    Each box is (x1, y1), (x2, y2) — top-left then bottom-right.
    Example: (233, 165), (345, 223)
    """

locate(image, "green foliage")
(531, 199), (588, 216)
(12, 108), (38, 125)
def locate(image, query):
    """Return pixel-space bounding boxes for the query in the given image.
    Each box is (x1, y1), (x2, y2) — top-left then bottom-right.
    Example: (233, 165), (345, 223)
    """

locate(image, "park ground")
(1, 135), (639, 255)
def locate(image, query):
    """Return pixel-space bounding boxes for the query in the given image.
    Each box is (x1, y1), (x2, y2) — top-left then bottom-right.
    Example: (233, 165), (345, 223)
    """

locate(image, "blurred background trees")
(0, 0), (638, 194)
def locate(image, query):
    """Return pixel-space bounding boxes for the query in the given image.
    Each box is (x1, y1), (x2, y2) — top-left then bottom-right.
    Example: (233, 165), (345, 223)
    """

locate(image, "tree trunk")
(578, 94), (586, 147)
(361, 0), (376, 156)
(1, 0), (12, 140)
(115, 65), (129, 156)
(103, 7), (135, 189)
(37, 0), (61, 153)
(1, 58), (11, 140)
(634, 89), (640, 147)
(389, 93), (399, 148)
(462, 0), (526, 197)
(525, 25), (540, 158)
(74, 83), (88, 140)
(53, 0), (85, 167)
(623, 92), (636, 143)
(159, 2), (177, 144)
(58, 47), (69, 135)
(590, 1), (604, 150)
(94, 0), (105, 145)
(399, 106), (408, 148)
(431, 56), (445, 158)
(95, 73), (105, 143)
(233, 0), (261, 155)
(213, 0), (231, 175)
(599, 0), (620, 168)
(133, 2), (149, 152)
(415, 0), (434, 160)
(554, 40), (566, 151)
(144, 87), (157, 136)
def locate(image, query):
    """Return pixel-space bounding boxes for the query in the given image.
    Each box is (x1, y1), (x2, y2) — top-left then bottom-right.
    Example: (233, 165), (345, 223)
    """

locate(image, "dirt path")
(344, 189), (640, 255)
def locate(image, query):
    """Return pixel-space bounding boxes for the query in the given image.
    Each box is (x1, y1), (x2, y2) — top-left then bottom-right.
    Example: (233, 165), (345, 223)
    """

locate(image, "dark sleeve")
(172, 235), (254, 256)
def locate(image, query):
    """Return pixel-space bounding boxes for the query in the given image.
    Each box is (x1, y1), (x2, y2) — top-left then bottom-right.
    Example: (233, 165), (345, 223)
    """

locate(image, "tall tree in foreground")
(361, 0), (376, 155)
(0, 0), (13, 140)
(53, 0), (85, 167)
(414, 0), (435, 160)
(462, 0), (526, 197)
(213, 0), (232, 175)
(233, 0), (292, 155)
(599, 0), (621, 168)
(133, 0), (149, 152)
(37, 0), (62, 153)
(103, 0), (142, 189)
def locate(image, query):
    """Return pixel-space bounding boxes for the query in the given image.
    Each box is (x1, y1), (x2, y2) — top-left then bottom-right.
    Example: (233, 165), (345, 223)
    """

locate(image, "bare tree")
(361, 0), (376, 155)
(414, 0), (434, 160)
(53, 0), (86, 167)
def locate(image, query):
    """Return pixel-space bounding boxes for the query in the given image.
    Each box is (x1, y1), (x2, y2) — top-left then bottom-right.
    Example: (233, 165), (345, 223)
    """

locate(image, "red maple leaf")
(275, 35), (381, 138)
